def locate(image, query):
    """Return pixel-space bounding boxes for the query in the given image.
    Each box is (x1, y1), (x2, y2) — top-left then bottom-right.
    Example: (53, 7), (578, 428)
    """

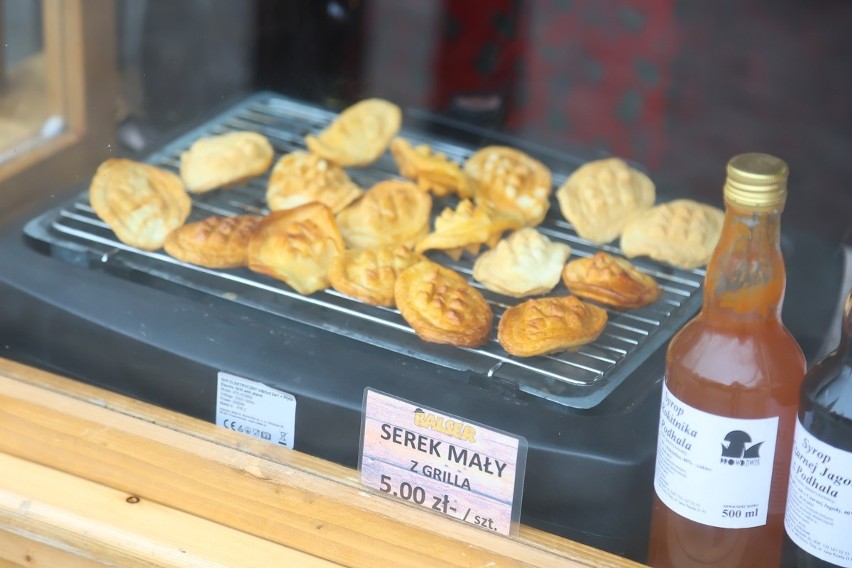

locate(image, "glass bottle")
(782, 289), (852, 568)
(646, 153), (807, 568)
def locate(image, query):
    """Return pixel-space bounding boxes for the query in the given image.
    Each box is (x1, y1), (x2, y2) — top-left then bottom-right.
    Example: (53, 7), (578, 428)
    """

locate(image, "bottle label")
(653, 382), (779, 528)
(784, 418), (852, 567)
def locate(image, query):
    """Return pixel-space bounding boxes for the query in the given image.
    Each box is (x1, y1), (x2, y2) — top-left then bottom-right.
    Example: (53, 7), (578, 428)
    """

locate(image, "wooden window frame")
(0, 0), (116, 222)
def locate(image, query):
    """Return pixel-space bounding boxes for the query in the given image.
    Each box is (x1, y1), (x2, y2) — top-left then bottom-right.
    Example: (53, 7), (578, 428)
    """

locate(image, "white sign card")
(359, 388), (527, 536)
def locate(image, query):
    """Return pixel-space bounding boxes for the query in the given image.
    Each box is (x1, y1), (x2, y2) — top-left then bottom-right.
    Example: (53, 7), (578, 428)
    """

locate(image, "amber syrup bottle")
(782, 289), (852, 568)
(646, 153), (806, 568)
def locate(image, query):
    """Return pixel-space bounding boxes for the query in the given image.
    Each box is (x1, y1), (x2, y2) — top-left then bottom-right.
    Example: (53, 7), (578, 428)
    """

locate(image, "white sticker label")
(784, 419), (852, 567)
(653, 382), (779, 528)
(216, 372), (296, 448)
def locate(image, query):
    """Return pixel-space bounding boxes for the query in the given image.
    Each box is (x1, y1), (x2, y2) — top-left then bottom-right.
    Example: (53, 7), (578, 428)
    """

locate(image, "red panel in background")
(429, 1), (678, 168)
(429, 0), (528, 116)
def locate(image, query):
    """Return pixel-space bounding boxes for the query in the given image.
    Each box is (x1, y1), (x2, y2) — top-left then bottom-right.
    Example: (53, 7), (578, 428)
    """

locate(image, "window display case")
(0, 2), (849, 566)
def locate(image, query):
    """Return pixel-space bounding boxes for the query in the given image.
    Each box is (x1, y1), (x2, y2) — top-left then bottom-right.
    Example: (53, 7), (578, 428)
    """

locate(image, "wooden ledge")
(0, 358), (645, 567)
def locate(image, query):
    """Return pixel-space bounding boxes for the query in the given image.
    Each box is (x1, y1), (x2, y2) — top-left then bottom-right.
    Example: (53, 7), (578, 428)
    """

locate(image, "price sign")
(359, 389), (527, 536)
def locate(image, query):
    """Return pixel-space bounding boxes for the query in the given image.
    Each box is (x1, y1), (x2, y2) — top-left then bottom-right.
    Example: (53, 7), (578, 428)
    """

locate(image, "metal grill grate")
(24, 93), (705, 409)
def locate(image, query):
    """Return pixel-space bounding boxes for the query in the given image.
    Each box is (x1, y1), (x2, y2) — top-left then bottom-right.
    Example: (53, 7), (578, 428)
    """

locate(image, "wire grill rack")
(24, 92), (704, 410)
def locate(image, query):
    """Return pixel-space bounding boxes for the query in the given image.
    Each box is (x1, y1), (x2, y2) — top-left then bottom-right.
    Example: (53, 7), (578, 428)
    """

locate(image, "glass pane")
(0, 0), (62, 165)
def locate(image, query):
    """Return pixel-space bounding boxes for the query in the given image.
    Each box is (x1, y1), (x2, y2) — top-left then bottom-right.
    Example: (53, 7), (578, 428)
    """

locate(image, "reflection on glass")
(0, 0), (64, 165)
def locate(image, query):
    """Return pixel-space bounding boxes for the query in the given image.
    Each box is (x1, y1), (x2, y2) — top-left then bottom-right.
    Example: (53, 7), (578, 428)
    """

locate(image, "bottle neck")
(841, 290), (852, 359)
(702, 203), (786, 324)
(803, 290), (852, 420)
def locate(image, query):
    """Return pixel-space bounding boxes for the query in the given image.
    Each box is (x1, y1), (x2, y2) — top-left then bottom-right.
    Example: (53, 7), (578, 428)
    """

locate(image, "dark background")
(116, 0), (851, 246)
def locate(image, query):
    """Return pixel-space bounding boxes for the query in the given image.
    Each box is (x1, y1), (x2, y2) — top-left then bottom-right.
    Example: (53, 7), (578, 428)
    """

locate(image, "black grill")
(23, 92), (704, 410)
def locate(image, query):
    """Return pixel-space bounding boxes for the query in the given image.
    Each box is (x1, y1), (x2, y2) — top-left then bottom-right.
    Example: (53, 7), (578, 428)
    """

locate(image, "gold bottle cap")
(724, 153), (788, 210)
